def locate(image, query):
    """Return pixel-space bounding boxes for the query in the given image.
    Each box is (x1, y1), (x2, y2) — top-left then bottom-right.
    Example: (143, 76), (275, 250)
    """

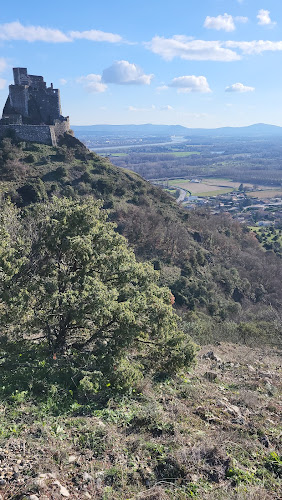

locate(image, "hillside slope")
(0, 133), (282, 345)
(0, 134), (281, 500)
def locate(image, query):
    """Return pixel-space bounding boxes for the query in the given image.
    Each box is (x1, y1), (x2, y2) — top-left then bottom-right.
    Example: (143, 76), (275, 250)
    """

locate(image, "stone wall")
(0, 118), (71, 147)
(0, 124), (54, 145)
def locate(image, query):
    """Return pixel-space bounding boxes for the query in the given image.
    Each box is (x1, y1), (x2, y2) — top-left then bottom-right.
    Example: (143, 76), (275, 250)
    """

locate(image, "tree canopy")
(0, 197), (195, 393)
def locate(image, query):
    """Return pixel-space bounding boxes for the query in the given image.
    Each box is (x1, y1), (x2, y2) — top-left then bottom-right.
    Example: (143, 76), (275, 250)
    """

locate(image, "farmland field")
(167, 178), (278, 197)
(248, 189), (282, 199)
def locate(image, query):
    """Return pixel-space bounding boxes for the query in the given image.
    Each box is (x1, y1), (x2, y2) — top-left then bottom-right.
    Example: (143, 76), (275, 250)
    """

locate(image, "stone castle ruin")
(0, 68), (70, 146)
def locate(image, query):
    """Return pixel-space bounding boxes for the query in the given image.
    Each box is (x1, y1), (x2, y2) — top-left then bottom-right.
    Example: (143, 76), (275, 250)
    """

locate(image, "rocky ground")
(0, 342), (281, 499)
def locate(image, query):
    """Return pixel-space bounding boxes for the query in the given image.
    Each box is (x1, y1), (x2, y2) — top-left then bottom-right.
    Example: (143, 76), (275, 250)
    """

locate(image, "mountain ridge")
(71, 123), (282, 137)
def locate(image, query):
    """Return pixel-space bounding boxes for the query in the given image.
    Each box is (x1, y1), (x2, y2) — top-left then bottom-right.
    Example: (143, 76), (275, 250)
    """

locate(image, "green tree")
(0, 198), (194, 381)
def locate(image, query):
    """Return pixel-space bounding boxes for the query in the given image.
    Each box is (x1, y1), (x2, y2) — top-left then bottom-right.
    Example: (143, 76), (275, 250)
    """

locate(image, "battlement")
(0, 68), (70, 146)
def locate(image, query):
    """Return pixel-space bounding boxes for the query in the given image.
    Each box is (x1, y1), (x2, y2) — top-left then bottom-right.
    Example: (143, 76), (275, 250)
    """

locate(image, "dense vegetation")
(0, 134), (281, 499)
(1, 134), (282, 346)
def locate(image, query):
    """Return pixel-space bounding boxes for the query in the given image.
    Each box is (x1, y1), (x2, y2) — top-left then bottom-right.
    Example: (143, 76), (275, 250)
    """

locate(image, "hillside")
(0, 134), (281, 499)
(1, 133), (282, 345)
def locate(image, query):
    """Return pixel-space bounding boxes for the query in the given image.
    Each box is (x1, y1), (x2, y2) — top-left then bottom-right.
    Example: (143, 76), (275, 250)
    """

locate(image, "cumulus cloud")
(146, 35), (241, 61)
(257, 9), (276, 26)
(0, 21), (123, 44)
(225, 82), (255, 93)
(204, 13), (236, 32)
(169, 75), (212, 93)
(59, 78), (67, 85)
(147, 35), (282, 61)
(0, 78), (6, 90)
(225, 40), (282, 54)
(77, 74), (107, 93)
(69, 29), (122, 43)
(102, 60), (153, 85)
(0, 21), (71, 42)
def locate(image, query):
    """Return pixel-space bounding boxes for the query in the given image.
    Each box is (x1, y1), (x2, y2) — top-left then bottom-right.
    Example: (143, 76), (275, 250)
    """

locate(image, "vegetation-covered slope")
(1, 134), (282, 346)
(0, 134), (281, 500)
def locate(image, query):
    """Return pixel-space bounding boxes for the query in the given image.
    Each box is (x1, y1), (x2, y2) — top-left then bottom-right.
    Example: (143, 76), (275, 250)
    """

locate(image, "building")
(0, 68), (70, 146)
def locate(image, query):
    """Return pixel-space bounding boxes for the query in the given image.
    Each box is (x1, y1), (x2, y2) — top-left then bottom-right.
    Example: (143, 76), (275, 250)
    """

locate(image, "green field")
(250, 226), (282, 254)
(172, 151), (201, 157)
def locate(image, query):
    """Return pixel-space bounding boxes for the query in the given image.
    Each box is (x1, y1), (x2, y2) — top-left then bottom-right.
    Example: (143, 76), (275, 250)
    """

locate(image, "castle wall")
(9, 85), (29, 117)
(0, 124), (55, 146)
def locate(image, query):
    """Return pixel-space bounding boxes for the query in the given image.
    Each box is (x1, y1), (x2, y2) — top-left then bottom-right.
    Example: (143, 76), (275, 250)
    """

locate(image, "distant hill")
(72, 123), (282, 137)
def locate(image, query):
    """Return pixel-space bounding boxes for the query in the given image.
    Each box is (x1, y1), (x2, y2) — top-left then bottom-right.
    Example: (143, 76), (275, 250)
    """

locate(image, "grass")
(197, 188), (232, 197)
(0, 342), (281, 499)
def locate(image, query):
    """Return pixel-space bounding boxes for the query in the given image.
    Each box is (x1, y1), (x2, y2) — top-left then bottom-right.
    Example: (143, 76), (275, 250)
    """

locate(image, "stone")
(0, 479), (6, 487)
(53, 480), (70, 497)
(60, 486), (70, 497)
(29, 495), (40, 500)
(68, 455), (77, 463)
(248, 365), (256, 373)
(83, 472), (93, 482)
(204, 371), (217, 382)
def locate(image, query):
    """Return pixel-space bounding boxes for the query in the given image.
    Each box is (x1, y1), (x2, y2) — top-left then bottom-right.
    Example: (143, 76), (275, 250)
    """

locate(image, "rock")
(259, 435), (270, 448)
(203, 351), (216, 360)
(83, 472), (93, 482)
(204, 371), (217, 382)
(231, 417), (245, 425)
(0, 479), (5, 487)
(265, 382), (277, 396)
(84, 493), (91, 499)
(68, 455), (77, 463)
(60, 486), (70, 497)
(248, 365), (256, 373)
(29, 495), (40, 500)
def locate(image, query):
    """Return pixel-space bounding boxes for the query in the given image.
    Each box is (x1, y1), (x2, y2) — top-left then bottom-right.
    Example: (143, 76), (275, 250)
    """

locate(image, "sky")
(0, 0), (282, 128)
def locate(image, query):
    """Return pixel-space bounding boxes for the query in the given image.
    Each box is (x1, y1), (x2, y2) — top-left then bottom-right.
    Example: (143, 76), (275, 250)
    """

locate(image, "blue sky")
(0, 0), (282, 127)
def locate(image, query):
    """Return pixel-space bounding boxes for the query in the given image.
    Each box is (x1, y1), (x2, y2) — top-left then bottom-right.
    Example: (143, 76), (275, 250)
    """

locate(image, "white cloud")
(147, 35), (282, 61)
(77, 74), (107, 93)
(128, 104), (173, 112)
(102, 60), (153, 85)
(59, 78), (67, 85)
(69, 29), (122, 43)
(160, 105), (174, 111)
(0, 78), (6, 90)
(236, 16), (248, 24)
(0, 21), (123, 44)
(225, 82), (255, 93)
(257, 9), (276, 26)
(0, 21), (71, 42)
(146, 35), (241, 61)
(169, 75), (211, 93)
(128, 105), (156, 112)
(225, 40), (282, 55)
(0, 57), (7, 73)
(204, 13), (236, 32)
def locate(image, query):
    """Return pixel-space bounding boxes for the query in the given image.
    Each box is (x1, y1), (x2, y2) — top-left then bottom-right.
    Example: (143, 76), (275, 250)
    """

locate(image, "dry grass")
(0, 342), (281, 499)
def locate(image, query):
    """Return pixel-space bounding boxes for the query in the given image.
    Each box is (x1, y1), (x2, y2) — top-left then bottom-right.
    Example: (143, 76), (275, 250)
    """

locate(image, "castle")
(0, 68), (70, 146)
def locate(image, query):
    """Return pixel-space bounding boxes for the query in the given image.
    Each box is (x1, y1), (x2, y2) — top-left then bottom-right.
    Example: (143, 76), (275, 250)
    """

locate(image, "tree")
(0, 197), (194, 383)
